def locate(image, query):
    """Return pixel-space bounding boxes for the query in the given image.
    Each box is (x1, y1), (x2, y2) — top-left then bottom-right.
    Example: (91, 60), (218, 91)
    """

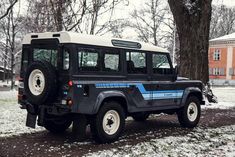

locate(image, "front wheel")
(177, 96), (201, 128)
(90, 101), (125, 143)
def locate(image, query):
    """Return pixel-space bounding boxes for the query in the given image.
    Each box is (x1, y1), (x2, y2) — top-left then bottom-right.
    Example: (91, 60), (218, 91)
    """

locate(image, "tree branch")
(0, 0), (18, 20)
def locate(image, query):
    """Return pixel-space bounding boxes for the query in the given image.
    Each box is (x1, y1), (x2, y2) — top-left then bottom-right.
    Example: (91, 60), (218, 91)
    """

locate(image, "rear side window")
(63, 49), (69, 70)
(104, 53), (120, 72)
(33, 48), (57, 67)
(78, 49), (99, 71)
(21, 47), (29, 73)
(126, 51), (146, 74)
(152, 53), (172, 75)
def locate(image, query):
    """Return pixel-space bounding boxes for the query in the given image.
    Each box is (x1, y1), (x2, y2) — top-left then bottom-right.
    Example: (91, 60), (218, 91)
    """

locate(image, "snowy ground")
(0, 90), (44, 137)
(0, 87), (235, 156)
(0, 87), (235, 137)
(86, 125), (235, 157)
(203, 87), (235, 109)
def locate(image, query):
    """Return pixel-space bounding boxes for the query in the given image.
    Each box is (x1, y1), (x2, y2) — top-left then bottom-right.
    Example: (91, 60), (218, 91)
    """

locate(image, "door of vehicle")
(151, 53), (179, 107)
(125, 50), (152, 108)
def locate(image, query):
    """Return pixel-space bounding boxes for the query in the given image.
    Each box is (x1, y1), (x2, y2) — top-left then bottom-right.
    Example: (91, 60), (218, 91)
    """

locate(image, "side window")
(126, 51), (146, 74)
(78, 49), (99, 71)
(152, 53), (172, 75)
(104, 53), (120, 72)
(63, 49), (69, 70)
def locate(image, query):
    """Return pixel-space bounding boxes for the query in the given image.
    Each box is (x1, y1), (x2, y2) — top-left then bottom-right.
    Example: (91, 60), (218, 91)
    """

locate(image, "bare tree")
(0, 0), (18, 20)
(24, 0), (123, 34)
(210, 5), (235, 39)
(0, 0), (22, 89)
(168, 0), (212, 84)
(127, 0), (173, 46)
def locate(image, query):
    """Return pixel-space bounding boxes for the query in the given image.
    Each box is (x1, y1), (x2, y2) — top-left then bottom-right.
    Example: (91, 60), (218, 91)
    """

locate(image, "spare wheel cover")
(28, 69), (45, 96)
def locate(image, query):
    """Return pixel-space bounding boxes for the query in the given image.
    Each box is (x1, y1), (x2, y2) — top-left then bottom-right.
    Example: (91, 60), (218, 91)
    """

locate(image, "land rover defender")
(18, 32), (205, 143)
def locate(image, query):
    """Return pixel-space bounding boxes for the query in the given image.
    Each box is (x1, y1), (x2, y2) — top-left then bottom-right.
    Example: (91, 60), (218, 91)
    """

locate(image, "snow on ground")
(0, 87), (234, 137)
(203, 87), (235, 109)
(0, 91), (44, 137)
(0, 80), (19, 87)
(86, 125), (235, 157)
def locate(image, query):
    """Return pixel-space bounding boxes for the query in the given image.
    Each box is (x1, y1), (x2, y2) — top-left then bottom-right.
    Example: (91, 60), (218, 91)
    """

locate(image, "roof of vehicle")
(22, 31), (169, 53)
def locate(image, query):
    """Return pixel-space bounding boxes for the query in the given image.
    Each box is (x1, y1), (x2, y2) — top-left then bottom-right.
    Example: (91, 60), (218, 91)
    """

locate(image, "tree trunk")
(56, 0), (63, 31)
(168, 0), (212, 84)
(3, 37), (8, 82)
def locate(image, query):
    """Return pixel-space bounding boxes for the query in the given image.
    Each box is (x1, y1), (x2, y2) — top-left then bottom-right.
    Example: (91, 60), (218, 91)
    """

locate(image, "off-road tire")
(44, 118), (72, 134)
(177, 96), (201, 128)
(24, 61), (57, 105)
(90, 101), (125, 143)
(132, 112), (149, 121)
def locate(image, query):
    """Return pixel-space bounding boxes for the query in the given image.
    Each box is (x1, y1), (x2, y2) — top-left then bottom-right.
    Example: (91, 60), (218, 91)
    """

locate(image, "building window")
(213, 49), (221, 61)
(212, 68), (225, 76)
(229, 68), (235, 76)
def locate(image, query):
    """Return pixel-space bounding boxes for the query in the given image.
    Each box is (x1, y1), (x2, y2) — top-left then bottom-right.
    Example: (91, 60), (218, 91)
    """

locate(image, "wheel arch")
(92, 91), (128, 115)
(181, 87), (204, 107)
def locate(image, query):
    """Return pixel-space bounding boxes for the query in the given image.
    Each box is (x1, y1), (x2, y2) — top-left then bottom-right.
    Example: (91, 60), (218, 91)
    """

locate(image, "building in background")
(209, 33), (235, 85)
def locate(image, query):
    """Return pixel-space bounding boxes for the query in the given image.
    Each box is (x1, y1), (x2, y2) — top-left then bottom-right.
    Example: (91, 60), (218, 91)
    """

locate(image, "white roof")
(22, 31), (169, 53)
(210, 32), (235, 42)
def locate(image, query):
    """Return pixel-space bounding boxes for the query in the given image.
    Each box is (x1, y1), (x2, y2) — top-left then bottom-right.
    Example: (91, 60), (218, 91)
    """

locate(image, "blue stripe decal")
(95, 83), (183, 100)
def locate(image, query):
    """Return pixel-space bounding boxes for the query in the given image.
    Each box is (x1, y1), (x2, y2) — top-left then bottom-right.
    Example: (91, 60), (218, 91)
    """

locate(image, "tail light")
(67, 98), (73, 106)
(68, 81), (73, 87)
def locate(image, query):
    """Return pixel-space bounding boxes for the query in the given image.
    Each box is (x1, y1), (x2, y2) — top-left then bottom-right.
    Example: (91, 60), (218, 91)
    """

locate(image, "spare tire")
(24, 61), (57, 105)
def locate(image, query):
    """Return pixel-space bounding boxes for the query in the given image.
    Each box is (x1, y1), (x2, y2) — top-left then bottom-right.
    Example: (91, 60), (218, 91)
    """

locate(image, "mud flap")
(26, 113), (37, 128)
(72, 114), (87, 141)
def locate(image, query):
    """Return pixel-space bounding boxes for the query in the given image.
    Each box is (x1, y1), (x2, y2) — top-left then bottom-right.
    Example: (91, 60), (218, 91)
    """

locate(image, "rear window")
(33, 48), (57, 67)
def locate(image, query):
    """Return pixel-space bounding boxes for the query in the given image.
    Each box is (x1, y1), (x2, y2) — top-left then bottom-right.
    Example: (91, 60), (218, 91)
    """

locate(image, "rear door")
(125, 50), (152, 108)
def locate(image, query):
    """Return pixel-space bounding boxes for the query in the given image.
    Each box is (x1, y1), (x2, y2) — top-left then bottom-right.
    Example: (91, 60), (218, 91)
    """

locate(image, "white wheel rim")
(187, 102), (198, 122)
(102, 110), (120, 135)
(28, 69), (45, 96)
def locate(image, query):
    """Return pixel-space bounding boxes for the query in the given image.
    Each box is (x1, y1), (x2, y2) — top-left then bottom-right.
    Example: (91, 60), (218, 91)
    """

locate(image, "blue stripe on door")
(95, 83), (183, 100)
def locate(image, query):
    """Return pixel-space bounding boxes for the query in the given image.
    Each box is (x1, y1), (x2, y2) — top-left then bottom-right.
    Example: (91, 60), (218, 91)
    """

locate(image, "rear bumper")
(20, 101), (71, 128)
(20, 101), (71, 115)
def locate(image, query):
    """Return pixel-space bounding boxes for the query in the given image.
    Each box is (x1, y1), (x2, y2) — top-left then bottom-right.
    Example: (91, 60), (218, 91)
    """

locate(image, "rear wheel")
(177, 96), (201, 128)
(44, 117), (72, 134)
(90, 101), (125, 143)
(132, 112), (149, 121)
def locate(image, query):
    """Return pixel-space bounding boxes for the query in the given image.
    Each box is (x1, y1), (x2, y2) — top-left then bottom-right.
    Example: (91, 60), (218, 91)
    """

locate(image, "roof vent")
(53, 34), (60, 37)
(111, 40), (142, 49)
(31, 35), (38, 38)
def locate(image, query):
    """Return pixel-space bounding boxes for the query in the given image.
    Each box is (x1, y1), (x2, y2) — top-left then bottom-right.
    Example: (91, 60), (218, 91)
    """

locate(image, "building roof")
(22, 31), (169, 53)
(210, 33), (235, 42)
